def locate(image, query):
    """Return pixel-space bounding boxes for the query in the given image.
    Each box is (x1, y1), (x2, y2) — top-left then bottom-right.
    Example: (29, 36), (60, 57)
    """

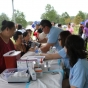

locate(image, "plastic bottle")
(38, 48), (42, 54)
(52, 46), (57, 53)
(35, 46), (38, 53)
(49, 46), (53, 53)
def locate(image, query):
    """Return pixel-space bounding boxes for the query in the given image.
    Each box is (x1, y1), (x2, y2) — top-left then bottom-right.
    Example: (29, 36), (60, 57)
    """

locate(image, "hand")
(29, 47), (35, 52)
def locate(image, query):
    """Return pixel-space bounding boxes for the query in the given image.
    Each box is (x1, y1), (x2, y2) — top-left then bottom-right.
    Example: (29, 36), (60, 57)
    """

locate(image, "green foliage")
(74, 15), (83, 25)
(77, 11), (85, 21)
(27, 21), (33, 25)
(41, 4), (59, 23)
(70, 16), (75, 23)
(41, 4), (88, 25)
(59, 16), (65, 24)
(0, 13), (9, 29)
(74, 11), (85, 25)
(12, 10), (27, 28)
(59, 12), (70, 24)
(65, 17), (71, 24)
(62, 12), (70, 19)
(85, 13), (88, 20)
(41, 4), (71, 24)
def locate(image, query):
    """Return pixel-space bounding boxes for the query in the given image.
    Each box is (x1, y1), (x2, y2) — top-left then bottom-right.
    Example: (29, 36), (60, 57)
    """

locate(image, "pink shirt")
(66, 27), (74, 33)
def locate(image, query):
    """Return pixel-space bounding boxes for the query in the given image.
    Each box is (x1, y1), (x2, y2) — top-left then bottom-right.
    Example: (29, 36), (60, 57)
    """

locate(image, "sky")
(0, 0), (88, 21)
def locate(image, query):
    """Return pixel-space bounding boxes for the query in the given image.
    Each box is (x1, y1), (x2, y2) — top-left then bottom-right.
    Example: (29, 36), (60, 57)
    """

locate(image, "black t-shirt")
(23, 41), (32, 51)
(37, 28), (43, 33)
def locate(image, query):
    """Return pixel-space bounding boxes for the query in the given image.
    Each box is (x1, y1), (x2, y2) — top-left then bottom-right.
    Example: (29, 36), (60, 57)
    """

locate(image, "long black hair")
(59, 31), (71, 47)
(13, 31), (22, 42)
(65, 35), (87, 67)
(1, 20), (15, 31)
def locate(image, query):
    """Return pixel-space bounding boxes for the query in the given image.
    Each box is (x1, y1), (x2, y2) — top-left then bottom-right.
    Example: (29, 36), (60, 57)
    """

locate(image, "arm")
(22, 44), (26, 53)
(83, 29), (85, 33)
(40, 43), (54, 53)
(41, 53), (61, 60)
(70, 86), (76, 88)
(38, 38), (47, 43)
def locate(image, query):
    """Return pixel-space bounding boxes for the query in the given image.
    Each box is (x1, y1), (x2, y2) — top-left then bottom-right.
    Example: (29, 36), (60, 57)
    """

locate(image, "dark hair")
(23, 31), (28, 38)
(58, 24), (62, 27)
(17, 24), (22, 30)
(26, 29), (32, 32)
(86, 22), (88, 28)
(68, 23), (70, 25)
(59, 31), (71, 47)
(65, 35), (87, 67)
(1, 20), (15, 31)
(13, 31), (22, 41)
(40, 20), (52, 28)
(36, 24), (40, 26)
(51, 22), (55, 25)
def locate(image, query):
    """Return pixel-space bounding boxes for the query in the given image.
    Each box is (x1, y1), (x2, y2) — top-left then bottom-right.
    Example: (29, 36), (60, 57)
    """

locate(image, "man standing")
(39, 20), (63, 53)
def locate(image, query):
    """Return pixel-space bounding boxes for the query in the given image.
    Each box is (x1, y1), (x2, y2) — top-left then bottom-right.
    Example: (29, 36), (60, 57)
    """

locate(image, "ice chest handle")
(3, 50), (21, 69)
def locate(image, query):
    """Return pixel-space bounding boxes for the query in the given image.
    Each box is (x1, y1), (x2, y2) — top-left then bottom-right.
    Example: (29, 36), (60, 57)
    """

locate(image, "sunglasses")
(58, 38), (62, 41)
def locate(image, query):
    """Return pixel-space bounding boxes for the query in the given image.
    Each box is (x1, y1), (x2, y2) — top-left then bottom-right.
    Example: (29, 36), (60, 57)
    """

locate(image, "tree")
(60, 12), (70, 24)
(62, 12), (70, 19)
(65, 17), (71, 24)
(70, 16), (75, 23)
(85, 13), (88, 20)
(59, 16), (65, 24)
(0, 13), (9, 29)
(27, 21), (33, 25)
(74, 15), (83, 24)
(12, 10), (27, 28)
(41, 4), (59, 23)
(77, 11), (85, 21)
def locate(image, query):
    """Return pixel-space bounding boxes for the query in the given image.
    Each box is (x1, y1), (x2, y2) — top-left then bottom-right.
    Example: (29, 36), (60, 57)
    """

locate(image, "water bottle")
(31, 42), (35, 48)
(38, 48), (42, 54)
(49, 46), (53, 53)
(52, 46), (57, 53)
(35, 46), (38, 53)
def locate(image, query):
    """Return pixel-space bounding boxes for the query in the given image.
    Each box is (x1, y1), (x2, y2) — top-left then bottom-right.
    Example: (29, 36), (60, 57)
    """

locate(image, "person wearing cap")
(33, 24), (40, 39)
(39, 19), (63, 53)
(33, 24), (43, 40)
(78, 22), (84, 36)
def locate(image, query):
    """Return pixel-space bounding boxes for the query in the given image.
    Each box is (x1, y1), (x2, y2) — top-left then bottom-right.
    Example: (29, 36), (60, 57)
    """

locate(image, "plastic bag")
(82, 33), (86, 40)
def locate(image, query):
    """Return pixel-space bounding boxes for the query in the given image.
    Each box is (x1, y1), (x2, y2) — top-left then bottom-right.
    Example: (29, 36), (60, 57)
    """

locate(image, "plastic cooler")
(3, 50), (21, 69)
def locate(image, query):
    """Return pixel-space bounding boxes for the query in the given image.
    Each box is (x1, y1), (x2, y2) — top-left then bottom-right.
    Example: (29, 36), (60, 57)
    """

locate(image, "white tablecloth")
(0, 71), (63, 88)
(0, 51), (63, 88)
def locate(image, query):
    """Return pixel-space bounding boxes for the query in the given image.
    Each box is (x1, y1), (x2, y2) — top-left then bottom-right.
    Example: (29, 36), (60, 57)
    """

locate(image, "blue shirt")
(47, 26), (62, 51)
(58, 48), (70, 69)
(70, 59), (88, 88)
